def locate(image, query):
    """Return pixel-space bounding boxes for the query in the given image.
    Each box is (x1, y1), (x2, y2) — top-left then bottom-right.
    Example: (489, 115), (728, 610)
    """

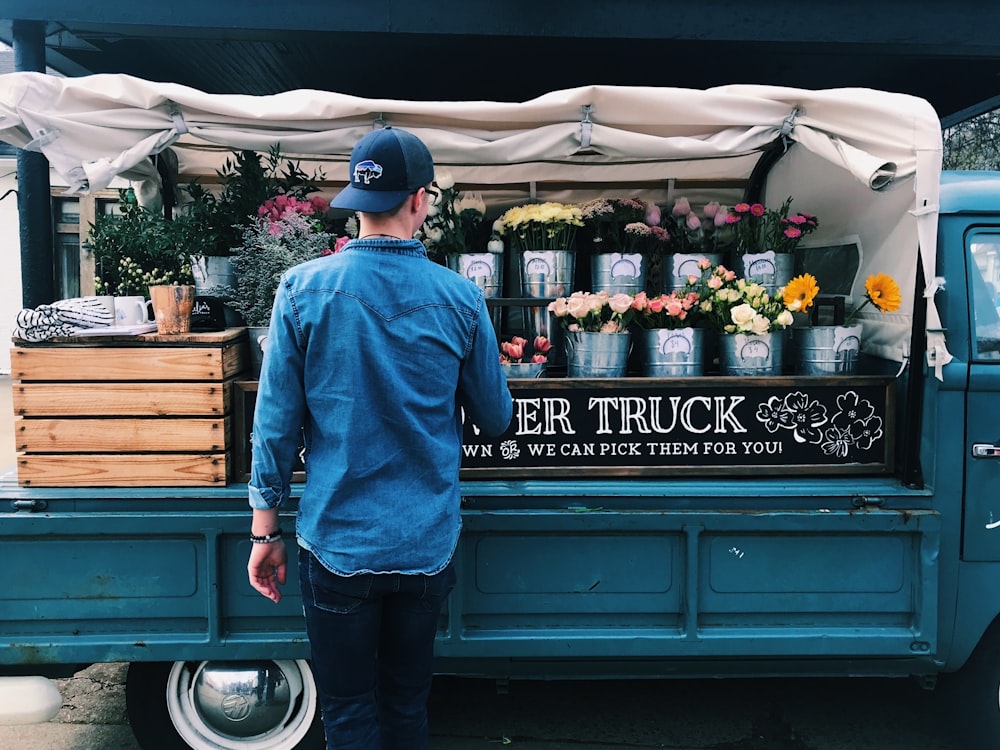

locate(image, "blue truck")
(0, 75), (998, 749)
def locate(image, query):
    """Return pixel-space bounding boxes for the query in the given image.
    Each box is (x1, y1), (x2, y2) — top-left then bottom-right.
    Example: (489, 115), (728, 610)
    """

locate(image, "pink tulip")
(702, 201), (721, 218)
(645, 203), (662, 226)
(511, 335), (528, 348)
(686, 212), (702, 231)
(531, 354), (548, 364)
(672, 197), (691, 216)
(714, 211), (728, 228)
(533, 336), (552, 353)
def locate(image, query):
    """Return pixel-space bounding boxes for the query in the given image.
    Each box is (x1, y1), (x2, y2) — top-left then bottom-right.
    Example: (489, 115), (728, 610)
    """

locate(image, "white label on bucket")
(743, 251), (777, 280)
(610, 253), (643, 279)
(458, 253), (496, 280)
(672, 254), (710, 281)
(656, 328), (696, 355)
(734, 333), (772, 360)
(834, 325), (862, 353)
(522, 251), (556, 275)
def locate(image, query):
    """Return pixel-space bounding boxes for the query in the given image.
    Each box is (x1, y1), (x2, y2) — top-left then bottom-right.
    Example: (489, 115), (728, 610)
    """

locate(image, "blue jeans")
(298, 547), (456, 750)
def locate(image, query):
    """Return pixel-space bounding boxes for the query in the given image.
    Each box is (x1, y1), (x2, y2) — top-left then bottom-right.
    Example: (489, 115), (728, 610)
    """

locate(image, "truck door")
(963, 229), (1000, 560)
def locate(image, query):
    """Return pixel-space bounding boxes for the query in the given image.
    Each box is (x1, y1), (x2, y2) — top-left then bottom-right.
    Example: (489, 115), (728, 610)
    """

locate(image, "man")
(247, 126), (513, 749)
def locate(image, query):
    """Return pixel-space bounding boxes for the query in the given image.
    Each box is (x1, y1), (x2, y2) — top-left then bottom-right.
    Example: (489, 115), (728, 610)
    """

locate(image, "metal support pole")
(13, 19), (55, 307)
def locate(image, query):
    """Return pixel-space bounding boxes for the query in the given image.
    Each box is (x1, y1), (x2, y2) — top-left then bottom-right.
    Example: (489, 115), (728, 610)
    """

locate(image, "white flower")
(455, 192), (486, 216)
(730, 303), (756, 328)
(775, 310), (794, 327)
(426, 227), (444, 243)
(426, 202), (439, 217)
(750, 314), (771, 334)
(487, 238), (504, 254)
(436, 171), (455, 190)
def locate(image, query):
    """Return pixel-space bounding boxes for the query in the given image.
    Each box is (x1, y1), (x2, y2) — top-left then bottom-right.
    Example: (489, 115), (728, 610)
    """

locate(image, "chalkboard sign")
(232, 381), (306, 483)
(233, 376), (894, 482)
(460, 376), (894, 478)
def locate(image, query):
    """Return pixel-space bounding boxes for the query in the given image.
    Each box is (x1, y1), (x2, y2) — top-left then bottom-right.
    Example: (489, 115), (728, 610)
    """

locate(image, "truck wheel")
(948, 628), (1000, 749)
(126, 660), (324, 750)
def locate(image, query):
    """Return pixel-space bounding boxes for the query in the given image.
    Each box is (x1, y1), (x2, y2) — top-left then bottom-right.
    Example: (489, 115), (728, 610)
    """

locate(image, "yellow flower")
(865, 273), (901, 313)
(783, 273), (819, 313)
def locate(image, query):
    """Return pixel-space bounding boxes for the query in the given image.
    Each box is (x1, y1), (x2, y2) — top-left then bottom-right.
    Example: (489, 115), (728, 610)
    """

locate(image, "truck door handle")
(972, 443), (1000, 458)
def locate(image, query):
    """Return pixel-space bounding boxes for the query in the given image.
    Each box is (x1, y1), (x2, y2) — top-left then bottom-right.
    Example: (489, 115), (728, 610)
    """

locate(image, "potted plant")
(630, 287), (705, 376)
(788, 271), (901, 375)
(580, 197), (669, 295)
(497, 201), (584, 299)
(87, 187), (194, 297)
(547, 290), (635, 377)
(499, 335), (551, 378)
(691, 262), (798, 376)
(659, 197), (734, 292)
(416, 171), (497, 294)
(183, 146), (328, 296)
(724, 197), (819, 294)
(226, 195), (342, 376)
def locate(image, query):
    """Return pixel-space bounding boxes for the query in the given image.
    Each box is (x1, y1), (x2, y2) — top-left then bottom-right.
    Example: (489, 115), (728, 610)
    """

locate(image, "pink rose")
(631, 291), (648, 311)
(530, 354), (548, 364)
(665, 299), (684, 316)
(648, 297), (664, 314)
(609, 293), (633, 314)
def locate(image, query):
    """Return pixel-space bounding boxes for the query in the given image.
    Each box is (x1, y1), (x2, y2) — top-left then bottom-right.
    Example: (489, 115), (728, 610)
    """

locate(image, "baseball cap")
(329, 126), (435, 213)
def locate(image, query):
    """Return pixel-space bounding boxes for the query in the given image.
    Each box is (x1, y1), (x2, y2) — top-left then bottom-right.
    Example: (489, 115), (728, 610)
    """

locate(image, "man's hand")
(248, 539), (287, 603)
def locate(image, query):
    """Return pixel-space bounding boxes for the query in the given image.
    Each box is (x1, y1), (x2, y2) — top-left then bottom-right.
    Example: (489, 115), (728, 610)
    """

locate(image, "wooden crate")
(11, 328), (249, 487)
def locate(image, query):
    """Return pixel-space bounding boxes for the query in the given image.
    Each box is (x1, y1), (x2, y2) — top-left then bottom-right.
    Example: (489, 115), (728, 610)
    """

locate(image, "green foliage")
(87, 188), (194, 296)
(196, 145), (326, 256)
(226, 213), (333, 327)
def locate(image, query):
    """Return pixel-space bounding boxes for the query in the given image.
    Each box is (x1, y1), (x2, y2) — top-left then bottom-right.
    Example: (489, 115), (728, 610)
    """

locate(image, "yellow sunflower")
(782, 273), (820, 313)
(864, 273), (902, 313)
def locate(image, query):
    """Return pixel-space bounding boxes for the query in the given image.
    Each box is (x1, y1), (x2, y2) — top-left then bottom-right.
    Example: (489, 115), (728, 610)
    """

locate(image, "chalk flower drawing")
(500, 440), (520, 460)
(755, 389), (881, 458)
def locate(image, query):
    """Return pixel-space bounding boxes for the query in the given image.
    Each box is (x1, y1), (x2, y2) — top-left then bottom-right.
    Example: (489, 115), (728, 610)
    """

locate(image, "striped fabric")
(13, 297), (116, 342)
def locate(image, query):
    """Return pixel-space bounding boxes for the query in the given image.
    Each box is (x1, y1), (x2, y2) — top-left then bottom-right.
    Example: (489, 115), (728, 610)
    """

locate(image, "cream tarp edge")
(0, 72), (945, 369)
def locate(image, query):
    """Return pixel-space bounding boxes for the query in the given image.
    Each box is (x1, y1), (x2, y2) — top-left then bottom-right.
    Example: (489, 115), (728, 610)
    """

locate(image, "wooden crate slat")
(17, 453), (228, 487)
(13, 382), (230, 417)
(12, 346), (233, 381)
(16, 416), (230, 453)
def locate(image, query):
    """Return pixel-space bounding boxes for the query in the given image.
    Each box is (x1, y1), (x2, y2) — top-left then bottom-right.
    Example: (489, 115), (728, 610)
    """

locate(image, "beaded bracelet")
(249, 528), (283, 544)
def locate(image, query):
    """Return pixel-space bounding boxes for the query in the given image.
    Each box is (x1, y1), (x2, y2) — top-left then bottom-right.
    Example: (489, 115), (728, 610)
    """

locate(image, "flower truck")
(1, 72), (1000, 750)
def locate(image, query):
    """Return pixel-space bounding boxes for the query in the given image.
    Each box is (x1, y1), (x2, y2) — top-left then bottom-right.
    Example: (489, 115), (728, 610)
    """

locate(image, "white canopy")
(0, 72), (945, 366)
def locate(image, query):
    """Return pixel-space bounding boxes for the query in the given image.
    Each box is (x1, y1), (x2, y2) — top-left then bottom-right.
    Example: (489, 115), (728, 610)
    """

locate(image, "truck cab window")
(970, 236), (1000, 359)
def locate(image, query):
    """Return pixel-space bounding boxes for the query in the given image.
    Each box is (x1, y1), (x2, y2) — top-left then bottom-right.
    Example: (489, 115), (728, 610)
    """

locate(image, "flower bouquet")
(499, 201), (585, 300)
(417, 171), (487, 264)
(499, 335), (552, 378)
(497, 202), (584, 253)
(725, 197), (819, 295)
(658, 197), (733, 292)
(581, 197), (671, 295)
(548, 291), (635, 378)
(726, 197), (819, 256)
(788, 272), (901, 375)
(631, 288), (706, 377)
(687, 262), (801, 376)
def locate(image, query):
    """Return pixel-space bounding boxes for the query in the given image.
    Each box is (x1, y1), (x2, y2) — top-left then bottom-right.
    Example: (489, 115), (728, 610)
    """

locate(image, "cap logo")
(353, 159), (383, 185)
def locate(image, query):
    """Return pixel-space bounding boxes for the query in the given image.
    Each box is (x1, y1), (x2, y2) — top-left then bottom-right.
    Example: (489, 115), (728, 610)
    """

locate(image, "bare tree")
(944, 110), (1000, 170)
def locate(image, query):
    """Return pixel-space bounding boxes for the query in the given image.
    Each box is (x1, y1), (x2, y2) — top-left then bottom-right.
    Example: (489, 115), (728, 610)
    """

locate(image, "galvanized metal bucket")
(520, 249), (576, 298)
(565, 330), (631, 378)
(737, 251), (795, 296)
(501, 361), (547, 379)
(663, 252), (723, 291)
(719, 331), (784, 376)
(590, 252), (647, 295)
(795, 324), (862, 375)
(639, 328), (704, 377)
(447, 252), (503, 298)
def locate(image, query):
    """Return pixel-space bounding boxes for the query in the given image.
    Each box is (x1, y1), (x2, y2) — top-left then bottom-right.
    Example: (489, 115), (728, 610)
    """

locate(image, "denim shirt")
(248, 238), (513, 576)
